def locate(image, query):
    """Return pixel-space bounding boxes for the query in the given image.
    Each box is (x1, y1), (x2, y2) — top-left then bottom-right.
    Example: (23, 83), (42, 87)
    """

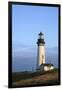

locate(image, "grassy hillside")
(12, 68), (59, 87)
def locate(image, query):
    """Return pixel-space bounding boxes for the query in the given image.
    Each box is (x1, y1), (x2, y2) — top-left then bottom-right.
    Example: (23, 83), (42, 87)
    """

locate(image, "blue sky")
(12, 5), (58, 72)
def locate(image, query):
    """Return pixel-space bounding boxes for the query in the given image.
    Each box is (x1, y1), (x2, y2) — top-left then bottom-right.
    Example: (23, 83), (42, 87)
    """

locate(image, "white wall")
(50, 66), (54, 70)
(38, 45), (45, 65)
(44, 66), (49, 71)
(44, 66), (54, 71)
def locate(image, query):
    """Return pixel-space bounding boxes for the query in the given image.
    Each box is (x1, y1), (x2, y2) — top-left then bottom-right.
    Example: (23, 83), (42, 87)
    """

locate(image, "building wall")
(44, 66), (49, 71)
(38, 44), (45, 66)
(44, 66), (54, 71)
(50, 66), (54, 70)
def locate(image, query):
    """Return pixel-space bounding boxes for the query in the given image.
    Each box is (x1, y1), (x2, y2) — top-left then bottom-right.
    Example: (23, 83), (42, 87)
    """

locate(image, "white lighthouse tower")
(37, 32), (45, 69)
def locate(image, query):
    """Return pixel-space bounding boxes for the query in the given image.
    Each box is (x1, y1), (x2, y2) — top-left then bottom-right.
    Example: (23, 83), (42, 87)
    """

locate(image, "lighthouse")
(37, 32), (45, 69)
(36, 32), (54, 71)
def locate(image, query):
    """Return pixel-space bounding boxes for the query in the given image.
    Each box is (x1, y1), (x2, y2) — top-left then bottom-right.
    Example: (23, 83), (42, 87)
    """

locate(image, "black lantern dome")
(37, 32), (45, 45)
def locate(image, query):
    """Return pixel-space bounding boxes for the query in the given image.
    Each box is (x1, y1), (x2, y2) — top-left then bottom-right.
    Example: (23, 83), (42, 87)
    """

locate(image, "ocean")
(12, 53), (58, 72)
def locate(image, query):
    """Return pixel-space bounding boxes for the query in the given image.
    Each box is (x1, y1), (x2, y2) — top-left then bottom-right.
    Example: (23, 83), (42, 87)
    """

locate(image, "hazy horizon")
(12, 47), (58, 72)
